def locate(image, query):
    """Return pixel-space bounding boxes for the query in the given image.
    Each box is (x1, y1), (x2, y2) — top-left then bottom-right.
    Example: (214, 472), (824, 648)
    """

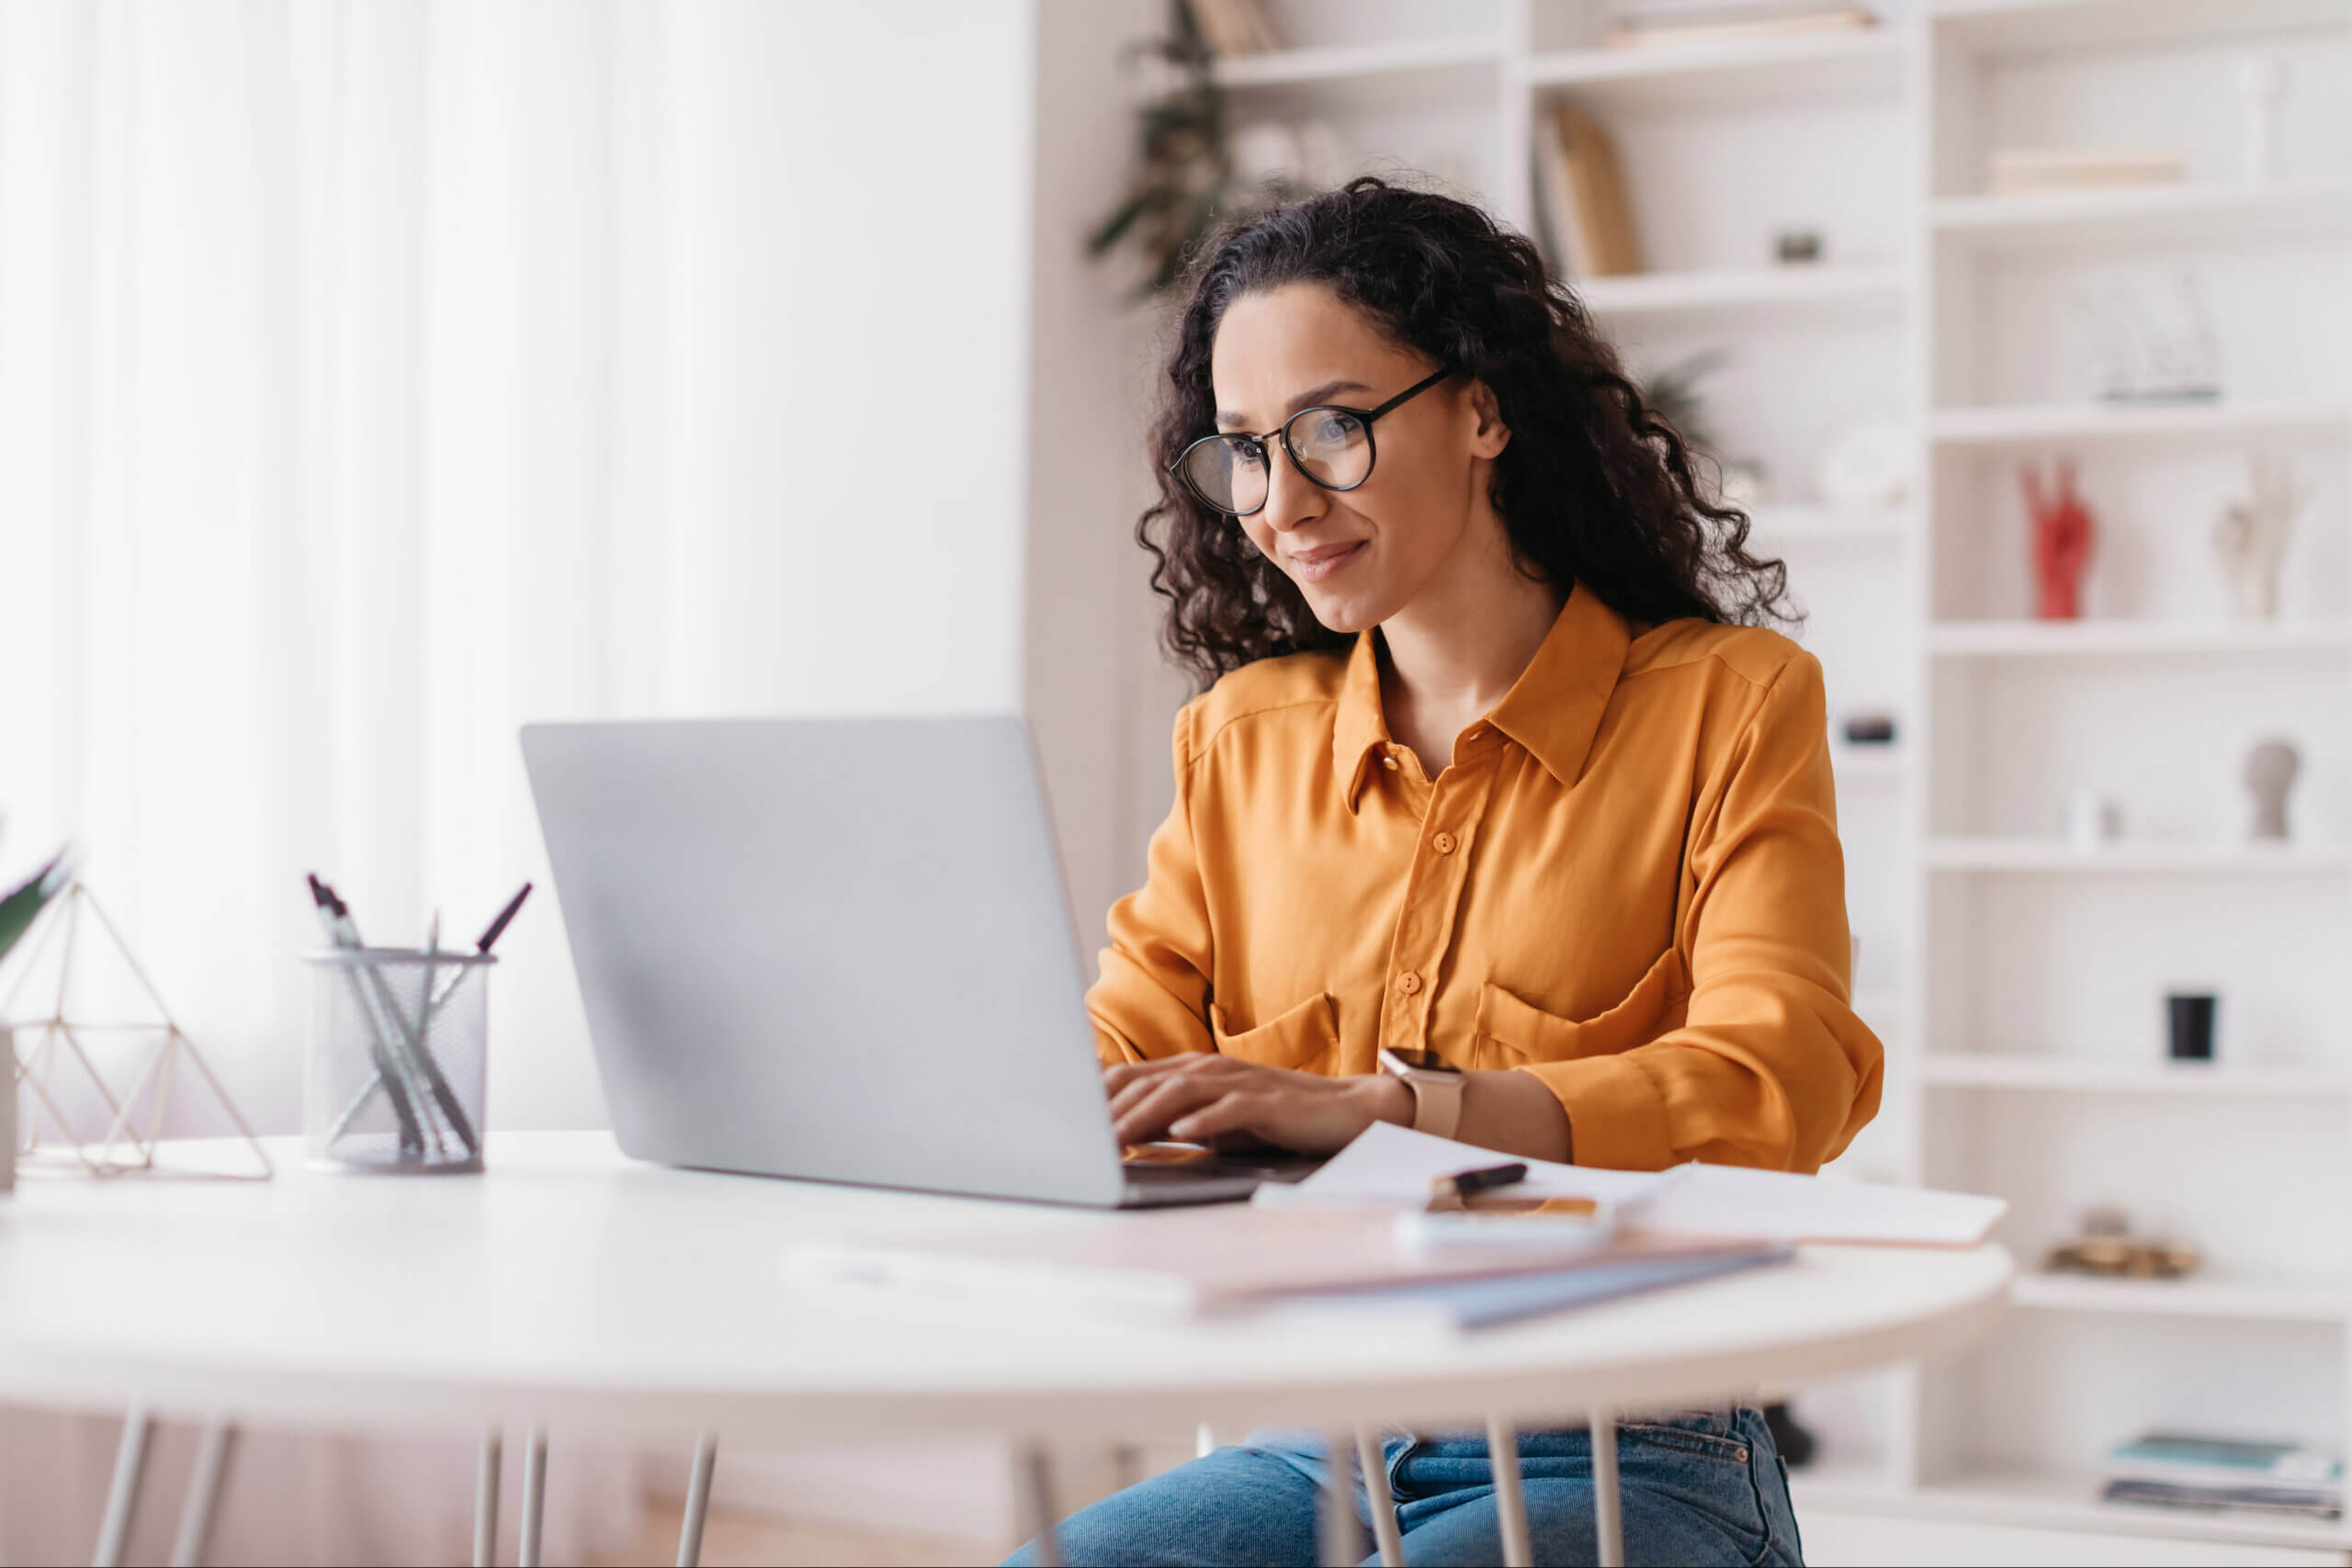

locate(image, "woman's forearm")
(1365, 1067), (1574, 1163)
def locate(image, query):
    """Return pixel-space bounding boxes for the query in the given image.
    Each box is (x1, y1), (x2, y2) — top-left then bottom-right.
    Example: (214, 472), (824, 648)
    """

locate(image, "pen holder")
(303, 947), (493, 1173)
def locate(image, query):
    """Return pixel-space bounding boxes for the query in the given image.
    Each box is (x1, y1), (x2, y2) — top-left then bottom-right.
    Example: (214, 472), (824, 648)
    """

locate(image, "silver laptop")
(520, 716), (1318, 1207)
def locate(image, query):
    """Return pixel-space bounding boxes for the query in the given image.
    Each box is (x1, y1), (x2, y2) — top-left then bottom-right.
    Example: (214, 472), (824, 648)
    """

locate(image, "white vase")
(1, 1026), (14, 1196)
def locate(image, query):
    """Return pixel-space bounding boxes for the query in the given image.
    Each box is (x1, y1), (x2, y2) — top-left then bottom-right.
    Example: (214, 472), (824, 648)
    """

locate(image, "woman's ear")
(1465, 378), (1510, 458)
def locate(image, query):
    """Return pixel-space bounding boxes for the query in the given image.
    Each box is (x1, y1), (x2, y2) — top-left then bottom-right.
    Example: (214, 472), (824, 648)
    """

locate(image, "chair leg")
(1487, 1415), (1532, 1568)
(1355, 1428), (1404, 1568)
(1591, 1408), (1625, 1568)
(473, 1427), (503, 1568)
(92, 1404), (153, 1568)
(168, 1418), (236, 1567)
(1318, 1429), (1363, 1568)
(518, 1424), (549, 1568)
(1013, 1443), (1062, 1568)
(678, 1432), (718, 1568)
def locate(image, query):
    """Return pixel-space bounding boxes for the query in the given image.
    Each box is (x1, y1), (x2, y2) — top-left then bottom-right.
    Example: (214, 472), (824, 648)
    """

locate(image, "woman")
(1017, 178), (1880, 1567)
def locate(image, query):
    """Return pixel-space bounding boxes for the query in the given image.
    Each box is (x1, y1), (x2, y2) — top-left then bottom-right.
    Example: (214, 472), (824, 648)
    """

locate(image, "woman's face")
(1207, 281), (1509, 635)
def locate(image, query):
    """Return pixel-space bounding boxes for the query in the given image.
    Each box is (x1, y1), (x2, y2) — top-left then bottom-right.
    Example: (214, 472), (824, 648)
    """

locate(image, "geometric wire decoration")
(1, 882), (272, 1180)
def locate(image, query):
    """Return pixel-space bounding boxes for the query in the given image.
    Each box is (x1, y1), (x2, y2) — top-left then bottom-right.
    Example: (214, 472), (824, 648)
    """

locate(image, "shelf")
(2010, 1271), (2349, 1323)
(1928, 0), (2352, 57)
(1572, 264), (1905, 321)
(1923, 839), (2352, 874)
(1917, 1472), (2352, 1551)
(1929, 398), (2352, 450)
(1525, 29), (1905, 110)
(1922, 1054), (2352, 1096)
(1933, 181), (2352, 253)
(1209, 38), (1500, 92)
(1831, 745), (1908, 784)
(1928, 620), (2352, 658)
(1743, 502), (1911, 543)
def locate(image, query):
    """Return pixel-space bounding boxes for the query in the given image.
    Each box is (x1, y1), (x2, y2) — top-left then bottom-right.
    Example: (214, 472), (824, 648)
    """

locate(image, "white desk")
(0, 1133), (2009, 1566)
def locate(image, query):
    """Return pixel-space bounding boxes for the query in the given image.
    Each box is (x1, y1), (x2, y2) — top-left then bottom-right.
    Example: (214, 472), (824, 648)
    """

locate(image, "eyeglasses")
(1168, 367), (1453, 517)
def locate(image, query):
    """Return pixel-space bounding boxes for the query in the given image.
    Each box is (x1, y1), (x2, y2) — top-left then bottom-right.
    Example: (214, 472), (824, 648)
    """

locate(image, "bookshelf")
(1127, 0), (2352, 1557)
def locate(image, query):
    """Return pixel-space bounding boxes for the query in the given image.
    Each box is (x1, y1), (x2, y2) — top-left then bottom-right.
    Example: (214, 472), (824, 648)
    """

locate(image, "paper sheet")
(1250, 1122), (1677, 1212)
(1261, 1122), (2006, 1247)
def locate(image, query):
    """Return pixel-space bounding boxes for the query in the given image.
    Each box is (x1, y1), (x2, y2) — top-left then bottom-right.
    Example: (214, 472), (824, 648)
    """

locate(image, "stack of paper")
(1261, 1123), (2008, 1247)
(2102, 1431), (2343, 1520)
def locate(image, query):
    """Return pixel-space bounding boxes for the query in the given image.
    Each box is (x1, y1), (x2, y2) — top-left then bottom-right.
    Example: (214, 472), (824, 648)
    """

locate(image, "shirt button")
(1380, 756), (1399, 771)
(1431, 831), (1457, 854)
(1396, 972), (1422, 996)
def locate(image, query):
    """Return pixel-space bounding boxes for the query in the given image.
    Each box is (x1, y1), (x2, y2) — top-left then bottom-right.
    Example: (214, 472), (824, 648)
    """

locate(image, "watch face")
(1385, 1047), (1459, 1075)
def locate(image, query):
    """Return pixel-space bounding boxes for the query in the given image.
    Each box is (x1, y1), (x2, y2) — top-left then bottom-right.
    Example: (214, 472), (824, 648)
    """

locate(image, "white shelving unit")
(1175, 0), (2352, 1557)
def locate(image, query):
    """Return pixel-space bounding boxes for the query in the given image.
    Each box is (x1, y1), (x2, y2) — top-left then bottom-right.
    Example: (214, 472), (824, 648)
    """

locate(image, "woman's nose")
(1260, 446), (1324, 534)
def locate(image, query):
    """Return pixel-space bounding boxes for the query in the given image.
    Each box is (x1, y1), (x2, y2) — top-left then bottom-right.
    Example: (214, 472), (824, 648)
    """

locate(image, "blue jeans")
(1007, 1409), (1802, 1567)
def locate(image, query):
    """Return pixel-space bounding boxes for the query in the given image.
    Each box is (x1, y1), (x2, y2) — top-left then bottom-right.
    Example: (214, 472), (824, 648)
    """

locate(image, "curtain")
(0, 0), (1036, 1559)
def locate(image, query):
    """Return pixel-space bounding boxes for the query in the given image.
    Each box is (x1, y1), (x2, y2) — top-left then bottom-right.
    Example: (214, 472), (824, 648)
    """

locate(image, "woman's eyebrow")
(1215, 378), (1373, 428)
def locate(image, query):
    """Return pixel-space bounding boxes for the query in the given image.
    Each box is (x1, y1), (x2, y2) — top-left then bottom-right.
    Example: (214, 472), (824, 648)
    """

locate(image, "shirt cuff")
(1092, 1022), (1145, 1068)
(1516, 1056), (1678, 1170)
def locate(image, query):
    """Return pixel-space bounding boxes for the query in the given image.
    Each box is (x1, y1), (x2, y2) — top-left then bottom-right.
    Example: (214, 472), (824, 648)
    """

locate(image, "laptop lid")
(520, 715), (1127, 1206)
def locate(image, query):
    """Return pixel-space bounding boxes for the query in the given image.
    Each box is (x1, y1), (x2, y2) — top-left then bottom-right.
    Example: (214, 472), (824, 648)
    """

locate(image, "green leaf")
(0, 851), (67, 969)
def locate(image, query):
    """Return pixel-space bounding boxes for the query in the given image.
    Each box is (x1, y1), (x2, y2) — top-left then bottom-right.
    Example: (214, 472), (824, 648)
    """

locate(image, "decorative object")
(1, 1026), (12, 1196)
(1636, 350), (1726, 455)
(2043, 1206), (2200, 1279)
(1, 883), (272, 1179)
(1842, 714), (1896, 746)
(2075, 272), (2222, 404)
(2214, 456), (2308, 619)
(2239, 54), (2287, 185)
(1762, 1404), (1817, 1468)
(1089, 6), (1307, 297)
(1187, 0), (1282, 56)
(1989, 148), (2186, 194)
(2245, 738), (2301, 840)
(2022, 459), (2096, 619)
(1774, 228), (1823, 265)
(2062, 786), (2122, 854)
(2166, 993), (2218, 1061)
(1815, 417), (1913, 510)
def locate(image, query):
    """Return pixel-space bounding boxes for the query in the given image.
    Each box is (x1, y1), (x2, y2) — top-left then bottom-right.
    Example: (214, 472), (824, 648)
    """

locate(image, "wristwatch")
(1377, 1047), (1464, 1140)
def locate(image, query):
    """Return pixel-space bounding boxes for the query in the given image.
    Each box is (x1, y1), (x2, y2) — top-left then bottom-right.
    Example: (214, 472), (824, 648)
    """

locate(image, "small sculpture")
(2214, 456), (2308, 619)
(2043, 1206), (2200, 1280)
(2245, 738), (2301, 840)
(2023, 460), (2096, 620)
(2075, 272), (2222, 404)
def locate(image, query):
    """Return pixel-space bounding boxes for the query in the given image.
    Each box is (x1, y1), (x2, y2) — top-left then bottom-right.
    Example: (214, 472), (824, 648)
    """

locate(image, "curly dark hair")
(1139, 176), (1794, 690)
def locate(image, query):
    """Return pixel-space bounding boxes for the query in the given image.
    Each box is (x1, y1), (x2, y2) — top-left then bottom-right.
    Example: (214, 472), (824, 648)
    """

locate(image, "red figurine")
(2022, 459), (2096, 620)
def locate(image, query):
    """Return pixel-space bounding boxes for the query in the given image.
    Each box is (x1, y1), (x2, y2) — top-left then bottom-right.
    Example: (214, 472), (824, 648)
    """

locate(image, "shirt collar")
(1330, 583), (1633, 812)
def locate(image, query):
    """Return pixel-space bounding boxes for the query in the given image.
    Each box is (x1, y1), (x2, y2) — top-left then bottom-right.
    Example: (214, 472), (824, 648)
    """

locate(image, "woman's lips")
(1289, 540), (1366, 583)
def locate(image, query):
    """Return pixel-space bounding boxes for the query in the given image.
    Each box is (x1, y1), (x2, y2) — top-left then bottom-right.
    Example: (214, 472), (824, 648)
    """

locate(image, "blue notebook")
(1292, 1247), (1796, 1328)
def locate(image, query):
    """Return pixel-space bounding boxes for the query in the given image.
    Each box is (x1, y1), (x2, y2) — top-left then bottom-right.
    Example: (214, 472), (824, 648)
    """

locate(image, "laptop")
(520, 715), (1320, 1207)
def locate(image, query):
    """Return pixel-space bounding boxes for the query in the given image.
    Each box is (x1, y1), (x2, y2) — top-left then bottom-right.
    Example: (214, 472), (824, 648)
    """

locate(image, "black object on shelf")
(1842, 714), (1896, 746)
(2166, 993), (2217, 1061)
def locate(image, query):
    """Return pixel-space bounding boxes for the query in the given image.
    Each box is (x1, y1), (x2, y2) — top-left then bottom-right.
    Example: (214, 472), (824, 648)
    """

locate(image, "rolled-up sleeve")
(1516, 653), (1883, 1172)
(1085, 701), (1217, 1066)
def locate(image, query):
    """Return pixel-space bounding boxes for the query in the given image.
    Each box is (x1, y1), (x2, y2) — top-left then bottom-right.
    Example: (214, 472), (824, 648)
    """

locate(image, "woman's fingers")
(1168, 1090), (1282, 1144)
(1110, 1065), (1252, 1143)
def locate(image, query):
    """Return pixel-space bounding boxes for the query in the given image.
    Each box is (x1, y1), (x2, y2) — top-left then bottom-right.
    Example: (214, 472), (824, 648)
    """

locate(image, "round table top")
(0, 1133), (2009, 1445)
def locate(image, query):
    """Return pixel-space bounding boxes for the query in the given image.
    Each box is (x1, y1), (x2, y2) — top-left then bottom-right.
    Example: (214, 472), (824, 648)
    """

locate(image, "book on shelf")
(1987, 149), (2188, 195)
(2101, 1431), (2343, 1519)
(1538, 103), (1644, 279)
(1600, 2), (1877, 49)
(1189, 0), (1283, 58)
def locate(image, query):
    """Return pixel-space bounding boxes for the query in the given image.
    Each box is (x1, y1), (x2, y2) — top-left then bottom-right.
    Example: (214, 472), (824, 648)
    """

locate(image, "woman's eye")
(1308, 413), (1353, 446)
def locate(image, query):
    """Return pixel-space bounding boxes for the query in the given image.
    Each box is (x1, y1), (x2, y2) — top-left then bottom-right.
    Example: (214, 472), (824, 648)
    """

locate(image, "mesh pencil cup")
(303, 947), (493, 1173)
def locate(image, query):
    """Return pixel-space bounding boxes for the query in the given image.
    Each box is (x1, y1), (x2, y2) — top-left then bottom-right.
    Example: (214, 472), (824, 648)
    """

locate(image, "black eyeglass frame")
(1167, 367), (1455, 517)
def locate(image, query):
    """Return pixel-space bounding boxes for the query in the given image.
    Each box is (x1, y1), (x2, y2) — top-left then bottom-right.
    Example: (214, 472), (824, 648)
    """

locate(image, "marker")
(473, 882), (533, 953)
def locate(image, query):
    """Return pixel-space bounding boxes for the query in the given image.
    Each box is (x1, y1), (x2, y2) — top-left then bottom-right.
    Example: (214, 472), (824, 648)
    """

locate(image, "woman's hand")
(1103, 1054), (1414, 1155)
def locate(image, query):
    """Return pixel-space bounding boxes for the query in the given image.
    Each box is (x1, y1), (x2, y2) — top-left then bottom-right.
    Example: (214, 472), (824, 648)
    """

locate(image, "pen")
(309, 874), (427, 1156)
(1427, 1161), (1529, 1212)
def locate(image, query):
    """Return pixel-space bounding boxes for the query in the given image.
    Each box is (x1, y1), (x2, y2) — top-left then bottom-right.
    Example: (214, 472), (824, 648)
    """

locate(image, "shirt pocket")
(1209, 992), (1341, 1075)
(1469, 947), (1691, 1070)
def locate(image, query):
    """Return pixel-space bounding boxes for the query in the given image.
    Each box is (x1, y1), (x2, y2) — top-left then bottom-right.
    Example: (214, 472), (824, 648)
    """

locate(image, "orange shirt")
(1087, 584), (1883, 1173)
